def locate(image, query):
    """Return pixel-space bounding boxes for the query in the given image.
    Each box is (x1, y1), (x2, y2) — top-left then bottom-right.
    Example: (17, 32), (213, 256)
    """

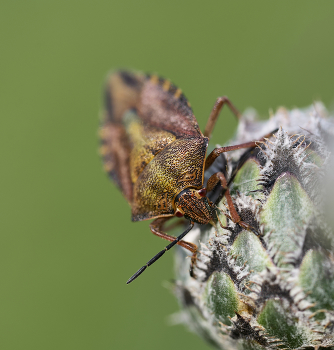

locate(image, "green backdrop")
(1, 1), (334, 349)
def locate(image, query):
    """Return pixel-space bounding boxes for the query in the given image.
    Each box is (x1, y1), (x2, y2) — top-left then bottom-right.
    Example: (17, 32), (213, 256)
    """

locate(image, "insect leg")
(150, 217), (197, 252)
(151, 218), (198, 278)
(207, 172), (255, 232)
(205, 141), (257, 171)
(159, 218), (188, 233)
(204, 96), (241, 138)
(205, 128), (279, 171)
(126, 221), (194, 284)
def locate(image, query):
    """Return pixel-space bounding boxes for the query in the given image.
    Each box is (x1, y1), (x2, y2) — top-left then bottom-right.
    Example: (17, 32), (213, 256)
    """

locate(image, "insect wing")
(100, 71), (145, 202)
(138, 75), (202, 138)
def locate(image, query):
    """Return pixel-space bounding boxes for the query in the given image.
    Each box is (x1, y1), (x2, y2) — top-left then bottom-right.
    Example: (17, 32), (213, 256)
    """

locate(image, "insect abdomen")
(104, 70), (145, 123)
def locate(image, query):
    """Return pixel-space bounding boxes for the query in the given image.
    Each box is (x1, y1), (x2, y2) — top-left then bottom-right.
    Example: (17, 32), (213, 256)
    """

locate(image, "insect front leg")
(204, 96), (242, 138)
(207, 172), (255, 232)
(150, 218), (197, 264)
(150, 217), (197, 252)
(150, 218), (198, 276)
(126, 220), (195, 284)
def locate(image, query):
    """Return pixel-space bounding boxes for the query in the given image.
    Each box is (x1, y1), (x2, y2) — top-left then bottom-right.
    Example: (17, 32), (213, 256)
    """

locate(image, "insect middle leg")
(205, 141), (258, 171)
(204, 96), (242, 138)
(204, 128), (278, 171)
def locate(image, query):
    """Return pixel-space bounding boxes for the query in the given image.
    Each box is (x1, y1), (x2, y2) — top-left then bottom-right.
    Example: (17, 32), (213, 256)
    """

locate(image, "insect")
(100, 70), (265, 284)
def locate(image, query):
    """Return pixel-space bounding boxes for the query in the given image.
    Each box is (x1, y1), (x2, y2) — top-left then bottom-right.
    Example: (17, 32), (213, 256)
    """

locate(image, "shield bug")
(100, 70), (267, 284)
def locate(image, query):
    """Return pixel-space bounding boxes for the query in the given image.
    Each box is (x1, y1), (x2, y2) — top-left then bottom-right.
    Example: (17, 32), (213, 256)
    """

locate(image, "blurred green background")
(1, 1), (334, 349)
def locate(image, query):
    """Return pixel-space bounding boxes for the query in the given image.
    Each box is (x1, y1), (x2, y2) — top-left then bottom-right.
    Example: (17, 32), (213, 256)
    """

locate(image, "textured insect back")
(122, 110), (176, 185)
(131, 137), (208, 221)
(173, 103), (334, 350)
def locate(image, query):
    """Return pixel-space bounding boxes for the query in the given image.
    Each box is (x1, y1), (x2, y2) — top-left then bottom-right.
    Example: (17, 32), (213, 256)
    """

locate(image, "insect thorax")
(131, 137), (209, 221)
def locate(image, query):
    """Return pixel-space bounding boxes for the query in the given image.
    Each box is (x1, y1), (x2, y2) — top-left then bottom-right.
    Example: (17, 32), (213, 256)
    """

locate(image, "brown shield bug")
(100, 70), (268, 284)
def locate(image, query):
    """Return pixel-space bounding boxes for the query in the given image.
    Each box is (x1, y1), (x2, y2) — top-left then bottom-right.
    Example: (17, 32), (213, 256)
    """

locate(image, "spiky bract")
(173, 103), (334, 350)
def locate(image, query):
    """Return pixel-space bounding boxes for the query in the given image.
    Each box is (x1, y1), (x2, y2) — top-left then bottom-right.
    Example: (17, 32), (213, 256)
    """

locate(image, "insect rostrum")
(99, 70), (266, 283)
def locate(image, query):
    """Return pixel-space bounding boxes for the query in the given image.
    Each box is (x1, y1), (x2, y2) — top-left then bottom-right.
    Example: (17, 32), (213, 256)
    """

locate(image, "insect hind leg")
(204, 96), (241, 139)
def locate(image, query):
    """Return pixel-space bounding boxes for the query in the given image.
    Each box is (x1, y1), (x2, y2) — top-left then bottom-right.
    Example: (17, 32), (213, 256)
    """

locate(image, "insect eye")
(175, 209), (184, 217)
(198, 188), (207, 197)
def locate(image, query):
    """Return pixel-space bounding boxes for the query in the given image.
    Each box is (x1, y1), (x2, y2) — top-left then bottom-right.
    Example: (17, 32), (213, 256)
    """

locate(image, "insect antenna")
(126, 222), (194, 284)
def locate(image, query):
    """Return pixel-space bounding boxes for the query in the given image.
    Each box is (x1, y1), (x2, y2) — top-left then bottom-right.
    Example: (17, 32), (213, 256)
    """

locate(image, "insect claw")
(189, 265), (197, 279)
(239, 221), (259, 235)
